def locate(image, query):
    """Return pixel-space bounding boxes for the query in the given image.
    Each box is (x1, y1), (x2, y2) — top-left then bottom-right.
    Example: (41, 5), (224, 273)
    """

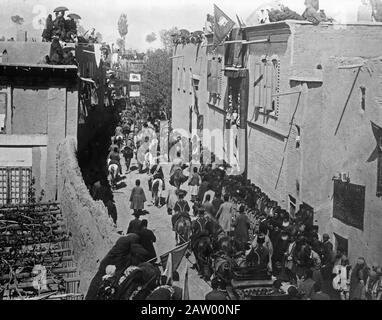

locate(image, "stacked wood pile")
(0, 203), (83, 300)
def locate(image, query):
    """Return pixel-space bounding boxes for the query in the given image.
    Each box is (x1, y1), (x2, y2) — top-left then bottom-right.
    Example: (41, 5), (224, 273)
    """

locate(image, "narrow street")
(113, 156), (211, 300)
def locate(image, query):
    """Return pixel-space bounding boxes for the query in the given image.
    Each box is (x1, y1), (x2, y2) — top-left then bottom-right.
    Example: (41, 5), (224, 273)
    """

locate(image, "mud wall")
(57, 137), (118, 294)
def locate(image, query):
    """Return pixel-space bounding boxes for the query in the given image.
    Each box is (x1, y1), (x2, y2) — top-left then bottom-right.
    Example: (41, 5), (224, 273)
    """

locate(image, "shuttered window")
(207, 57), (220, 95)
(253, 58), (280, 117)
(218, 68), (224, 97)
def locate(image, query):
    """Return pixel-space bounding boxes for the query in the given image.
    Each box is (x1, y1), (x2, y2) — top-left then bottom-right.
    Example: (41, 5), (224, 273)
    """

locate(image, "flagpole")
(182, 263), (190, 300)
(145, 241), (191, 264)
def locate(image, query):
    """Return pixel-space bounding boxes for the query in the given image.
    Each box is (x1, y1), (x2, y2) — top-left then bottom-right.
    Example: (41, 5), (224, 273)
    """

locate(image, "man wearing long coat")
(216, 195), (235, 234)
(130, 180), (146, 214)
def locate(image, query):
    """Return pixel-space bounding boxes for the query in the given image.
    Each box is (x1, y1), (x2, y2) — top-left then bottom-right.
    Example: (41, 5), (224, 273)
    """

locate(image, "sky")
(0, 0), (367, 51)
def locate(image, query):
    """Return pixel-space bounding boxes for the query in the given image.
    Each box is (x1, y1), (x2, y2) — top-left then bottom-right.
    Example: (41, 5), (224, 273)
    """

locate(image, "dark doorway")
(224, 70), (249, 177)
(298, 202), (314, 226)
(334, 233), (349, 257)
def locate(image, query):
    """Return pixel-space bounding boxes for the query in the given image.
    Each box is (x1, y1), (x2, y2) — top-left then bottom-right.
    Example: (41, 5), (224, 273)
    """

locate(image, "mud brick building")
(0, 46), (79, 203)
(172, 20), (382, 264)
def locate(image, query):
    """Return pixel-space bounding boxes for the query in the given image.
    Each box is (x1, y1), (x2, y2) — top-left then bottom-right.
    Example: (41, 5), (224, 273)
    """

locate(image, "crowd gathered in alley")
(85, 102), (382, 300)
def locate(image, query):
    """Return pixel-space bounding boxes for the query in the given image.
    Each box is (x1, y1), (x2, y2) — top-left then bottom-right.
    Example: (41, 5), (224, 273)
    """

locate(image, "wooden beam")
(247, 121), (287, 141)
(223, 40), (246, 44)
(334, 67), (361, 135)
(244, 38), (270, 45)
(223, 38), (270, 45)
(272, 90), (301, 97)
(207, 102), (226, 114)
(338, 64), (363, 69)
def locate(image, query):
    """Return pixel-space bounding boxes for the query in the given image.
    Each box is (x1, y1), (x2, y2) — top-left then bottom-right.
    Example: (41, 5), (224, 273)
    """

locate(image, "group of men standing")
(42, 8), (78, 43)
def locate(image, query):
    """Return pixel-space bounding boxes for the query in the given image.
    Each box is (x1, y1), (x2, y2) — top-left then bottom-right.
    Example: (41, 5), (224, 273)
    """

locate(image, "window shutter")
(254, 63), (261, 108)
(207, 58), (219, 94)
(218, 68), (223, 96)
(207, 60), (213, 93)
(273, 60), (281, 117)
(260, 62), (266, 110)
(189, 68), (193, 94)
(212, 58), (219, 94)
(182, 68), (186, 92)
(265, 62), (273, 111)
(177, 67), (181, 90)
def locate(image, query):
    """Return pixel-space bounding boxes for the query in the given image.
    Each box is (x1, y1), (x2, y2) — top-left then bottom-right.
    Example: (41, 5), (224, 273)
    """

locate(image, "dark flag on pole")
(367, 121), (382, 197)
(367, 121), (382, 163)
(160, 241), (190, 273)
(213, 4), (235, 47)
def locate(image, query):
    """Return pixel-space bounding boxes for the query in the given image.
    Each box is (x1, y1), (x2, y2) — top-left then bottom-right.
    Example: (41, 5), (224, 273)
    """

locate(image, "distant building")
(114, 58), (144, 103)
(172, 20), (382, 264)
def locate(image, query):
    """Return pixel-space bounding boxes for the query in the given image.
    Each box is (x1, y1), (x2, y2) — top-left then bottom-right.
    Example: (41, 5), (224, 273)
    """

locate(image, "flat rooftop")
(0, 62), (78, 70)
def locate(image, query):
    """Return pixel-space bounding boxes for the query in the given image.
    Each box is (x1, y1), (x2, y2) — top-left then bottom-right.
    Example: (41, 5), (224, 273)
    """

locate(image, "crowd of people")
(90, 100), (382, 300)
(169, 163), (382, 300)
(42, 8), (79, 43)
(39, 7), (105, 66)
(86, 103), (195, 300)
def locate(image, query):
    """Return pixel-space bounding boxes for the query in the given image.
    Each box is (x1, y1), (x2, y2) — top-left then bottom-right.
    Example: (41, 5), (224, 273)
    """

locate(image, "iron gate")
(0, 167), (32, 206)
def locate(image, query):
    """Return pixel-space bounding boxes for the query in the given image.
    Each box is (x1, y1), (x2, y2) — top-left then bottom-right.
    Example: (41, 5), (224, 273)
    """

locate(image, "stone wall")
(57, 137), (118, 294)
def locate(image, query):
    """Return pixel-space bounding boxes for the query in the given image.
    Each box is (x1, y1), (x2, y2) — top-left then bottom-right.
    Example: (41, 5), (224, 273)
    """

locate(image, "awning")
(0, 62), (77, 71)
(289, 76), (322, 83)
(290, 69), (323, 83)
(223, 67), (248, 78)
